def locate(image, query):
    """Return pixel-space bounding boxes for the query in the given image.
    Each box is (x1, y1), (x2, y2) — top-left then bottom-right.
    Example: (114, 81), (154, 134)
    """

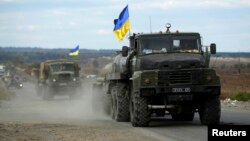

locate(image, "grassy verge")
(0, 81), (15, 102)
(231, 92), (250, 101)
(218, 69), (250, 100)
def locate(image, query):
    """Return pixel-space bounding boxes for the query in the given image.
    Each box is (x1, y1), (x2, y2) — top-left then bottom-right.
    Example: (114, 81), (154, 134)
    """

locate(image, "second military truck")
(94, 25), (221, 127)
(37, 59), (81, 100)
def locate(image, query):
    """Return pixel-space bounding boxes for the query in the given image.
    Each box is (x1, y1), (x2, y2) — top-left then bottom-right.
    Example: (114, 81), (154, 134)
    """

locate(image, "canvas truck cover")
(39, 59), (79, 80)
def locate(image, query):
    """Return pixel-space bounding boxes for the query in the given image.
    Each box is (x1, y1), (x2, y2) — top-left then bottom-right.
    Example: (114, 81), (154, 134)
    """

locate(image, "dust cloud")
(0, 79), (110, 124)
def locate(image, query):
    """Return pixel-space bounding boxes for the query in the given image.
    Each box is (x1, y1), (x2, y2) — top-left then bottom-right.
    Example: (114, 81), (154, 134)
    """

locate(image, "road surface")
(0, 81), (249, 141)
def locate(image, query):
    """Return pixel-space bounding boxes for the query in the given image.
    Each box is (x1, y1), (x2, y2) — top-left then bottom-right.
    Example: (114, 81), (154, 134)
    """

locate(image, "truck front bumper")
(48, 81), (81, 94)
(140, 85), (220, 101)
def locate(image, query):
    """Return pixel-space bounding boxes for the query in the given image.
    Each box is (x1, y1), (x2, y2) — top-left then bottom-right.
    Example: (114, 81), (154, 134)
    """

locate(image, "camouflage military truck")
(37, 59), (81, 100)
(94, 24), (221, 127)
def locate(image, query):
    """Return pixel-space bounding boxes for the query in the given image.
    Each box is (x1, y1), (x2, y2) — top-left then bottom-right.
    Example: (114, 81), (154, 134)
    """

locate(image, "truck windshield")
(172, 37), (200, 53)
(50, 64), (75, 72)
(141, 36), (169, 55)
(140, 35), (201, 55)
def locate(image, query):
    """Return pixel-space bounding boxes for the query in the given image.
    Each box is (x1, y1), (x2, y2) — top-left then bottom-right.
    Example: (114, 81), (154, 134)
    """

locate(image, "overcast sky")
(0, 0), (250, 52)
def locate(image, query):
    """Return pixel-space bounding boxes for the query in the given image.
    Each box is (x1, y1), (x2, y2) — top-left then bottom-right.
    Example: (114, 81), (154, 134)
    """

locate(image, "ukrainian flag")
(113, 5), (130, 42)
(69, 45), (79, 57)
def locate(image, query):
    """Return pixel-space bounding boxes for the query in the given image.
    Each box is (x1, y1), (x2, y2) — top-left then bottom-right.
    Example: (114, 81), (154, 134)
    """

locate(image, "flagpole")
(149, 16), (152, 33)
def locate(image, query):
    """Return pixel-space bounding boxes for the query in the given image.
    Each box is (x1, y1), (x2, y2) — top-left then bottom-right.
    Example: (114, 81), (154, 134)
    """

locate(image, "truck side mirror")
(122, 46), (129, 57)
(210, 43), (216, 54)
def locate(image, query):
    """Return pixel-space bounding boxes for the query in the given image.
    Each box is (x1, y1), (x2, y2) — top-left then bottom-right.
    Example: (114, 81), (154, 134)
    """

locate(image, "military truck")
(94, 24), (221, 127)
(37, 59), (81, 100)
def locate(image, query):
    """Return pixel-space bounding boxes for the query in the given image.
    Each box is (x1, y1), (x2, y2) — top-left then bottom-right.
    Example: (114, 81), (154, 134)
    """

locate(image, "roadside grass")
(0, 81), (15, 102)
(231, 92), (250, 101)
(217, 68), (250, 100)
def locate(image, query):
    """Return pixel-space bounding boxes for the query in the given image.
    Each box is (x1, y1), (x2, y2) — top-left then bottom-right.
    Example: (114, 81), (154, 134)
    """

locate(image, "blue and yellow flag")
(113, 5), (130, 42)
(69, 45), (79, 57)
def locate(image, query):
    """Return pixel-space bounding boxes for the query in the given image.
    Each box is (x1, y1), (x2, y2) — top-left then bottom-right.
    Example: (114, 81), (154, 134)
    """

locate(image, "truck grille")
(158, 71), (192, 86)
(58, 74), (71, 81)
(169, 72), (191, 85)
(158, 71), (169, 86)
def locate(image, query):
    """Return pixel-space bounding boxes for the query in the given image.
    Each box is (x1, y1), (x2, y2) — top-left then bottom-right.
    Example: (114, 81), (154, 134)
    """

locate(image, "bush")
(231, 92), (250, 101)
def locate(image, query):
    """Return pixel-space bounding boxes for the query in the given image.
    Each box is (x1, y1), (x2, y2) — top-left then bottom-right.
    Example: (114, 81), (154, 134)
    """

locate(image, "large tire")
(130, 89), (150, 127)
(199, 96), (221, 125)
(42, 86), (53, 100)
(111, 83), (130, 122)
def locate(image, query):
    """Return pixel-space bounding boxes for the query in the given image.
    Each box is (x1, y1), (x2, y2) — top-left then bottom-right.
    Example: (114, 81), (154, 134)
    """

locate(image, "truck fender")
(129, 71), (142, 94)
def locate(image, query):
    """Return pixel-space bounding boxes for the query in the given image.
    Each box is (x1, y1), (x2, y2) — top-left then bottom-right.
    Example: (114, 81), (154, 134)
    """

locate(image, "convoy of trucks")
(0, 24), (221, 127)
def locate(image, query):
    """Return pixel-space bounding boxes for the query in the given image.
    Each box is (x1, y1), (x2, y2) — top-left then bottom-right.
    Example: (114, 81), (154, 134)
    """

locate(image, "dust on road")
(0, 80), (163, 141)
(0, 79), (106, 122)
(1, 80), (250, 141)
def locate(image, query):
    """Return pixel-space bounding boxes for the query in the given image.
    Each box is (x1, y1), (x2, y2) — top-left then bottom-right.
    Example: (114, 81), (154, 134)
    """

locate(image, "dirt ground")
(0, 80), (164, 141)
(0, 122), (160, 141)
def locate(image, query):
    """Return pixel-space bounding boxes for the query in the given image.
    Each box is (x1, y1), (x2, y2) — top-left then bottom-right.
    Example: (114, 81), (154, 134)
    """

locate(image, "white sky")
(0, 0), (250, 52)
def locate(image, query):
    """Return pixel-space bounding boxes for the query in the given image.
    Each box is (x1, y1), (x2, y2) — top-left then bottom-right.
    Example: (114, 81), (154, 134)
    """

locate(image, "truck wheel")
(199, 96), (221, 125)
(111, 84), (130, 122)
(130, 90), (150, 127)
(43, 86), (53, 100)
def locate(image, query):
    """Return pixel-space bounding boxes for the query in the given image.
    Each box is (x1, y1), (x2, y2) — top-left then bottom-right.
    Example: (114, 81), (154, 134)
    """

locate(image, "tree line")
(0, 47), (117, 64)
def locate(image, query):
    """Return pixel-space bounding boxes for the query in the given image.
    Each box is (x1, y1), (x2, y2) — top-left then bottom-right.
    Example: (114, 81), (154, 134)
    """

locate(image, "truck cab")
(37, 59), (81, 100)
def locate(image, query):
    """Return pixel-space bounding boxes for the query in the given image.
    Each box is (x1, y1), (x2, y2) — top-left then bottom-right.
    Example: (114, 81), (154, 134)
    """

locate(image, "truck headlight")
(141, 71), (158, 86)
(144, 78), (151, 84)
(206, 75), (212, 81)
(52, 78), (56, 82)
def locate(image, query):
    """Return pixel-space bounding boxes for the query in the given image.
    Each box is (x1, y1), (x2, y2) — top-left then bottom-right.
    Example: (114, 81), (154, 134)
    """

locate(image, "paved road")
(0, 81), (249, 141)
(136, 109), (250, 141)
